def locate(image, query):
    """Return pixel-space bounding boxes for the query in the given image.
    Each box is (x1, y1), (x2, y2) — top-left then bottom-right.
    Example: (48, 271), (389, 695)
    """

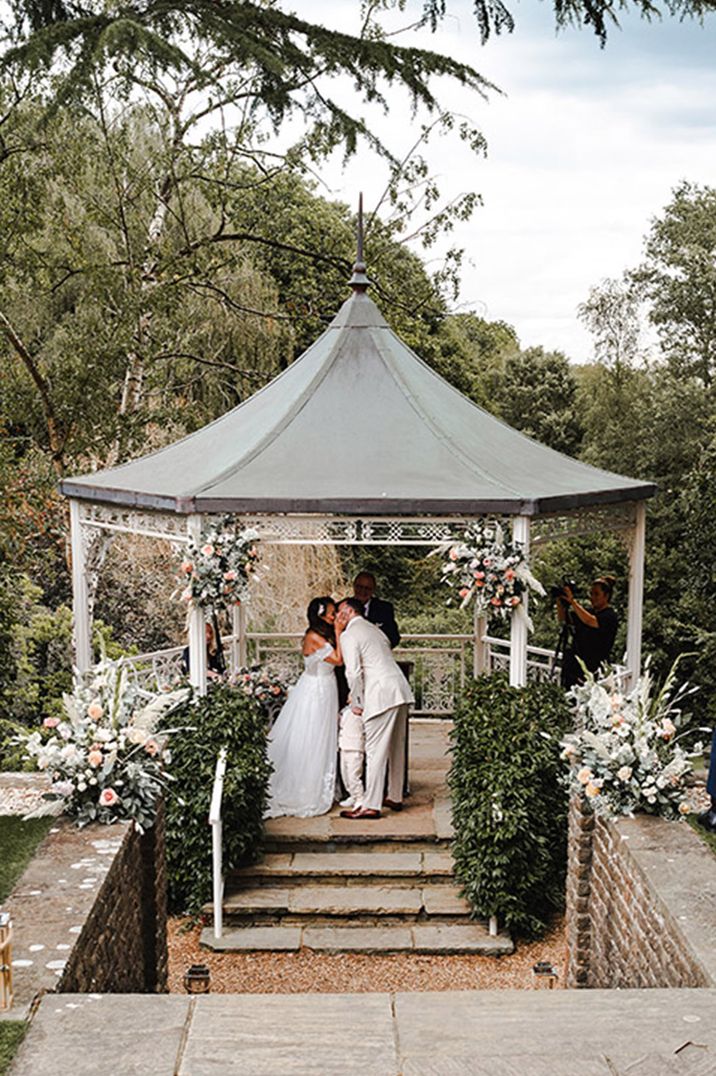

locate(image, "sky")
(294, 0), (716, 362)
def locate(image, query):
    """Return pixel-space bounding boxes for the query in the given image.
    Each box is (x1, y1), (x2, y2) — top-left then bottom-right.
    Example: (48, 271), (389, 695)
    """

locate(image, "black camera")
(550, 578), (578, 601)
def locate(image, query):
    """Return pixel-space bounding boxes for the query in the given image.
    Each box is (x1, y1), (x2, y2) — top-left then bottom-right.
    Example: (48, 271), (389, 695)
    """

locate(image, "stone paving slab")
(394, 989), (716, 1067)
(421, 850), (454, 874)
(421, 885), (470, 915)
(288, 884), (423, 916)
(11, 994), (191, 1075)
(223, 888), (290, 913)
(2, 821), (127, 1017)
(179, 993), (396, 1076)
(411, 924), (514, 955)
(200, 926), (302, 951)
(289, 851), (424, 876)
(302, 925), (414, 952)
(15, 989), (716, 1075)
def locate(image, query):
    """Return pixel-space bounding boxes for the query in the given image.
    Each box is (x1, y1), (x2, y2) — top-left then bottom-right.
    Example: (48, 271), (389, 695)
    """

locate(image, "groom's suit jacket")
(341, 617), (414, 721)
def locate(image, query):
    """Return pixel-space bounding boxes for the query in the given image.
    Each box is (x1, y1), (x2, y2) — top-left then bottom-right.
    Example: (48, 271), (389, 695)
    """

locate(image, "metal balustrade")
(122, 632), (561, 715)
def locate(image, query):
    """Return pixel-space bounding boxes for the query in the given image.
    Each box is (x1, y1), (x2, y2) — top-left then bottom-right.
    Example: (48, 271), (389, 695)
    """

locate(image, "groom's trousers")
(361, 703), (408, 812)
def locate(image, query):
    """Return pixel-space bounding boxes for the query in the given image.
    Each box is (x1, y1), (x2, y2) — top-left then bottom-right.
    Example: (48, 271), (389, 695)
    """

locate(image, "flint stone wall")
(60, 802), (168, 994)
(566, 795), (716, 989)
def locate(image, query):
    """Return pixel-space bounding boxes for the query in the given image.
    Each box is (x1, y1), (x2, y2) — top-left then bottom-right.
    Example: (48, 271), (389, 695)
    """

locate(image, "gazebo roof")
(61, 288), (656, 517)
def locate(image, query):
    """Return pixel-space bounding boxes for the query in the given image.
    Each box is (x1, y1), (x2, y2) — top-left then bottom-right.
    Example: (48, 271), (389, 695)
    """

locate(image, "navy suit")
(364, 597), (400, 649)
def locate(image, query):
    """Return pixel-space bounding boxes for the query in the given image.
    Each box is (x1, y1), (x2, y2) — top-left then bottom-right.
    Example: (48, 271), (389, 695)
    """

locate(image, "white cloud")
(289, 1), (716, 361)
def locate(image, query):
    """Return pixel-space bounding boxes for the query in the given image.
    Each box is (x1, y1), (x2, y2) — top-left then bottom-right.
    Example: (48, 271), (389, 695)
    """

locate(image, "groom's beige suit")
(340, 616), (414, 811)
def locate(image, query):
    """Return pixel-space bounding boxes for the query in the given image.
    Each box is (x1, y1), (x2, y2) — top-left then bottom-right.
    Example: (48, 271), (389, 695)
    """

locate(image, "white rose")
(616, 766), (632, 782)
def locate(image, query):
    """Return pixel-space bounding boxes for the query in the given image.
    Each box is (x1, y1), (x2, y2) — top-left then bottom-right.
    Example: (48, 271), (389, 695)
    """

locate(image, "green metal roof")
(60, 289), (656, 516)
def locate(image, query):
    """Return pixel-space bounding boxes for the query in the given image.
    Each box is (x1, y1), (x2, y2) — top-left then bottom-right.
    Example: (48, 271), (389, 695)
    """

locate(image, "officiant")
(353, 571), (401, 648)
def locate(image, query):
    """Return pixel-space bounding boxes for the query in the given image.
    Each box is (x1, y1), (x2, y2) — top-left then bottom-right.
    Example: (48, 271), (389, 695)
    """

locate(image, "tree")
(631, 182), (716, 388)
(578, 277), (645, 386)
(495, 346), (583, 456)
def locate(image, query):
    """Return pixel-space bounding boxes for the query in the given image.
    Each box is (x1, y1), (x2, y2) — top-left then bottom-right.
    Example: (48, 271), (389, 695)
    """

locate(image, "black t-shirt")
(573, 606), (618, 672)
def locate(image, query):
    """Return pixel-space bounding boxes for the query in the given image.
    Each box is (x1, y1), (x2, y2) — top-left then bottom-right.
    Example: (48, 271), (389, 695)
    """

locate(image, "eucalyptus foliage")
(448, 674), (572, 938)
(163, 684), (271, 914)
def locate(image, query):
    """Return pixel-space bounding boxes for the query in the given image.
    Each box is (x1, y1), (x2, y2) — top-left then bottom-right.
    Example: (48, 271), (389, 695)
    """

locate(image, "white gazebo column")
(187, 514), (208, 695)
(230, 601), (248, 672)
(626, 501), (646, 688)
(509, 515), (531, 687)
(69, 499), (92, 673)
(473, 609), (488, 677)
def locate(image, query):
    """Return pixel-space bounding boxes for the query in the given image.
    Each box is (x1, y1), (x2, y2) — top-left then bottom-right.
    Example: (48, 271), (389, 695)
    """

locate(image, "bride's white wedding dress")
(265, 642), (338, 818)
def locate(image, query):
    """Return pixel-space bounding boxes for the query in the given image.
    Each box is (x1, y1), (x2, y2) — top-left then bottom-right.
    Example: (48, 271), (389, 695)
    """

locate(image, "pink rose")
(88, 750), (103, 768)
(201, 543), (215, 557)
(87, 701), (103, 720)
(43, 716), (60, 728)
(459, 587), (471, 598)
(474, 571), (485, 579)
(224, 570), (237, 581)
(144, 739), (159, 757)
(504, 569), (515, 581)
(99, 787), (119, 807)
(181, 560), (194, 574)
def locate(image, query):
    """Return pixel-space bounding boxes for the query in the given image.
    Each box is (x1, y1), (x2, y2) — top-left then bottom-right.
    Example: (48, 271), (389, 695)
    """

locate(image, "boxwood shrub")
(164, 684), (272, 914)
(449, 674), (572, 938)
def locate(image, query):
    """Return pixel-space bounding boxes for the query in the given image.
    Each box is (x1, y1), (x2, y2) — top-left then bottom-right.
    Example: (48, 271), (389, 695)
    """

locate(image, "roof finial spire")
(349, 192), (370, 293)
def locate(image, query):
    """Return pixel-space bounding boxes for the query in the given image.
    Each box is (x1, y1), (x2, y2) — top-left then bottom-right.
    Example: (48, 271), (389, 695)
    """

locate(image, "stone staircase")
(200, 834), (513, 955)
(200, 723), (513, 956)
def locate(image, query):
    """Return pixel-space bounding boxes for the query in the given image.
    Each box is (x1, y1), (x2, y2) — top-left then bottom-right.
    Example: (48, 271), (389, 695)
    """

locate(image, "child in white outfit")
(338, 705), (365, 808)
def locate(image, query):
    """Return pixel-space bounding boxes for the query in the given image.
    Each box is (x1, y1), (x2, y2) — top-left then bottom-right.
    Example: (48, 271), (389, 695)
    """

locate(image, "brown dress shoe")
(382, 799), (403, 812)
(339, 807), (382, 819)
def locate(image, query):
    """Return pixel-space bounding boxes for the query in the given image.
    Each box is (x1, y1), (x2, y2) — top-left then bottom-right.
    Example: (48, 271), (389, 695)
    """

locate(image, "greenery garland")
(432, 517), (545, 624)
(176, 516), (260, 613)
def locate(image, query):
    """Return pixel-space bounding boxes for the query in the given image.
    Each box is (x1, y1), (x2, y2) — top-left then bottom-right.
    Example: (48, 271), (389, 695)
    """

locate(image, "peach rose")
(201, 543), (215, 557)
(88, 750), (103, 768)
(99, 787), (119, 807)
(144, 739), (159, 757)
(87, 701), (103, 720)
(585, 782), (601, 799)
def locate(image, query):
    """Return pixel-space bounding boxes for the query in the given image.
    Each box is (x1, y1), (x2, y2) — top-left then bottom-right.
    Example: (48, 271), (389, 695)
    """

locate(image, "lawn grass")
(0, 815), (54, 903)
(688, 815), (716, 860)
(0, 1021), (26, 1075)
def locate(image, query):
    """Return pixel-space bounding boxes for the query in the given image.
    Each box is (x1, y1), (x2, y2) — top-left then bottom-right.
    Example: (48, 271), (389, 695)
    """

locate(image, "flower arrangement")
(19, 656), (189, 831)
(176, 516), (260, 612)
(561, 661), (704, 820)
(431, 518), (545, 624)
(229, 664), (290, 718)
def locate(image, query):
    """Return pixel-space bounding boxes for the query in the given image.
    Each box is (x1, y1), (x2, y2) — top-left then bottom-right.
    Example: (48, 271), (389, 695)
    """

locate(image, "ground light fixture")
(532, 960), (558, 988)
(183, 963), (211, 994)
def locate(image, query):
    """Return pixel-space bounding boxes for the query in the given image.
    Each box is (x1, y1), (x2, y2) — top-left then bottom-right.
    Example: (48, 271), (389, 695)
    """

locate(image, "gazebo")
(60, 224), (656, 697)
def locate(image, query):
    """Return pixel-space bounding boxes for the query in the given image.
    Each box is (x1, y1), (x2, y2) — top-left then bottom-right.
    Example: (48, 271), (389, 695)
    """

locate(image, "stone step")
(228, 848), (454, 886)
(200, 921), (513, 955)
(211, 882), (471, 924)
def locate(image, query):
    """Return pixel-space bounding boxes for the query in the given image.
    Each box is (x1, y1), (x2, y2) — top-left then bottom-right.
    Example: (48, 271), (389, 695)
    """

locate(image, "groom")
(335, 598), (414, 820)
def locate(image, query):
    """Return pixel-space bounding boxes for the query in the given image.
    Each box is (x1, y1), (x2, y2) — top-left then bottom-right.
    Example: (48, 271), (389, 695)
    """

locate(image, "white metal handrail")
(209, 747), (228, 941)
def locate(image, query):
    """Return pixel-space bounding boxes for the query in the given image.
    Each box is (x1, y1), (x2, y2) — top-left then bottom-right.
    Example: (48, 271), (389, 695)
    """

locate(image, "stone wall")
(566, 796), (716, 989)
(59, 803), (168, 994)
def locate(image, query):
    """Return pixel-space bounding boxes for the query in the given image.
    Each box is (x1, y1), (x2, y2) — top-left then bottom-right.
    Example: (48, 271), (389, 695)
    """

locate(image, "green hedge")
(449, 674), (572, 938)
(164, 685), (272, 914)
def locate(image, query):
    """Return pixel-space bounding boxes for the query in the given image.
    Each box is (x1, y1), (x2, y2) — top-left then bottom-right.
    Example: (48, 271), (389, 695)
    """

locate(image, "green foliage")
(0, 814), (54, 901)
(163, 685), (271, 914)
(0, 1021), (27, 1076)
(448, 674), (572, 938)
(495, 346), (583, 456)
(631, 182), (716, 388)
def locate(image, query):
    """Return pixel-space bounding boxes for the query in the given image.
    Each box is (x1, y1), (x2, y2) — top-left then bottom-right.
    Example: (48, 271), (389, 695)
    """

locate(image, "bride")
(265, 597), (342, 818)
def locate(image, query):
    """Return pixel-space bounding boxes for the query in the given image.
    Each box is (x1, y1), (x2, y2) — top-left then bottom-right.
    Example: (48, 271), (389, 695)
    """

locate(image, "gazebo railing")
(121, 633), (560, 715)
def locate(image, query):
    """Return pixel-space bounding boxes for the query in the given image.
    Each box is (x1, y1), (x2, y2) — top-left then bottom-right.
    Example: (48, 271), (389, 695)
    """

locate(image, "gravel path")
(0, 773), (54, 816)
(167, 917), (566, 994)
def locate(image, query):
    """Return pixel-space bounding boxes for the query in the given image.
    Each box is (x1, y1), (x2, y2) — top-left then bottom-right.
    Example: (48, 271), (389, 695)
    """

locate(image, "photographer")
(557, 575), (618, 689)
